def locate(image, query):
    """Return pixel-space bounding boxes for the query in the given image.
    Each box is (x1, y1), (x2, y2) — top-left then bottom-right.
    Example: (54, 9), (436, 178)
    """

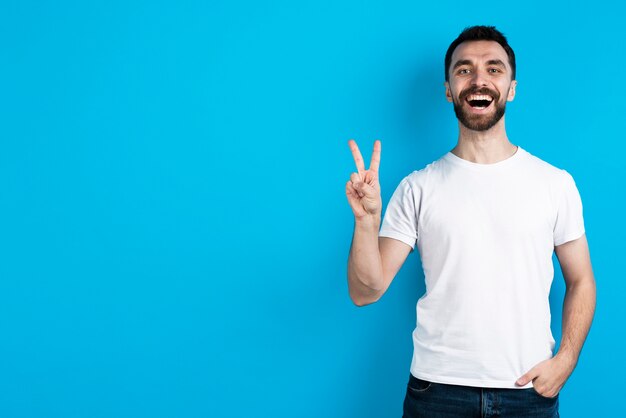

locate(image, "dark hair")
(444, 25), (516, 82)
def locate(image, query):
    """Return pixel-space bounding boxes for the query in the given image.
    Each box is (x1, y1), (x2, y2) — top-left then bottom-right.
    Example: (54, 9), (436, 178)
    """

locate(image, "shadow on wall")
(401, 48), (457, 162)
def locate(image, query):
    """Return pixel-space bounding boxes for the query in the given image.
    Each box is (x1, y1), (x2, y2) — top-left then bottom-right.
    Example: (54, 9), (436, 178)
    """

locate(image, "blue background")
(1, 1), (623, 417)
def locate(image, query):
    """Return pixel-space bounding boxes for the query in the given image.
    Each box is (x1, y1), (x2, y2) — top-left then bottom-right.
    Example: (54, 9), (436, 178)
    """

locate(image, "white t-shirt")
(378, 145), (585, 389)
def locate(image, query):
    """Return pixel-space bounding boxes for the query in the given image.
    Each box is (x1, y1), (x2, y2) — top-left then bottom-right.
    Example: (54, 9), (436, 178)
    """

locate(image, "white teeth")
(467, 94), (493, 101)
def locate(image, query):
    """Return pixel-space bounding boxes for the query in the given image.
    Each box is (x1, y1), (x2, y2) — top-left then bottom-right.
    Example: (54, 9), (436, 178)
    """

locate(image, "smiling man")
(345, 26), (596, 417)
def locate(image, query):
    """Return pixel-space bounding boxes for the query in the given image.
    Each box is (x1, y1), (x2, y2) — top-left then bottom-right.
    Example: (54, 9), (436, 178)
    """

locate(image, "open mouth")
(465, 94), (494, 110)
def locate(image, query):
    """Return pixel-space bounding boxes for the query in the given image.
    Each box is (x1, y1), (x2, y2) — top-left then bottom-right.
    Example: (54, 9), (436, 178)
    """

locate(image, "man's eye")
(488, 68), (501, 73)
(458, 69), (470, 74)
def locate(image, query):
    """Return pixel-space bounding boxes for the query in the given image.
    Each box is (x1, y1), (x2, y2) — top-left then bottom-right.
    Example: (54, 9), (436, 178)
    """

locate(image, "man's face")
(445, 40), (517, 131)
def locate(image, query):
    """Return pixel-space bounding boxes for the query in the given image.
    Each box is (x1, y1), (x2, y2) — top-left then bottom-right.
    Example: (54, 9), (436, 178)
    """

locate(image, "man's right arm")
(347, 216), (412, 306)
(345, 139), (413, 306)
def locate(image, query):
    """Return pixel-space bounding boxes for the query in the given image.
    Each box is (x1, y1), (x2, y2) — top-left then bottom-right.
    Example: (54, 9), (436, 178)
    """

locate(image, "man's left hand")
(515, 354), (576, 398)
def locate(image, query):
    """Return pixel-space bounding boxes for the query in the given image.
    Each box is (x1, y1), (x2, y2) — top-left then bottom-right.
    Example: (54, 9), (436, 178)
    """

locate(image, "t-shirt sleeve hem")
(378, 229), (416, 250)
(554, 228), (585, 247)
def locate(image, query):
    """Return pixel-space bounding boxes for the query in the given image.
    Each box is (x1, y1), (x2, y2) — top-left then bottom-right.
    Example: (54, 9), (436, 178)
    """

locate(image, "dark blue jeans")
(403, 373), (559, 418)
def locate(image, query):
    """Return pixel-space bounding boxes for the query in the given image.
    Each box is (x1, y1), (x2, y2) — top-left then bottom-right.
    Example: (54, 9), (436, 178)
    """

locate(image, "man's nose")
(470, 70), (488, 86)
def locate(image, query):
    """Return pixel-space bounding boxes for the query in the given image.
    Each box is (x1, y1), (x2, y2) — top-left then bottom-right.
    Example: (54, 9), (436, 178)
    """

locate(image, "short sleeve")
(553, 170), (585, 246)
(378, 176), (419, 251)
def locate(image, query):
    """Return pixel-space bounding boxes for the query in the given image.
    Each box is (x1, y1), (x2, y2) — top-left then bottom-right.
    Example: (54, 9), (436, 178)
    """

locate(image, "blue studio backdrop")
(1, 1), (624, 417)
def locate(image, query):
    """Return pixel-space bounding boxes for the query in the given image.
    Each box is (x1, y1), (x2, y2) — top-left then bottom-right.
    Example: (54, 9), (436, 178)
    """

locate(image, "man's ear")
(507, 79), (517, 101)
(445, 81), (453, 103)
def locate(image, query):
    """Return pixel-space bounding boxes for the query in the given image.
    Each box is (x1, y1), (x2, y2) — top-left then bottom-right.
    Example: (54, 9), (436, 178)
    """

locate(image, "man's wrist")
(555, 348), (578, 370)
(354, 215), (381, 231)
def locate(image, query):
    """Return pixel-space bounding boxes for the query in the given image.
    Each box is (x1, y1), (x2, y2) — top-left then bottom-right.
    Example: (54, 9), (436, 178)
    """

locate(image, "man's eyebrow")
(486, 59), (506, 68)
(452, 59), (507, 70)
(452, 59), (473, 70)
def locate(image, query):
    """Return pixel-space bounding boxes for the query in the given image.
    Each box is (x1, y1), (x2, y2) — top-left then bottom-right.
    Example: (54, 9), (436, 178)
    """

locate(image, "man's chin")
(460, 115), (501, 131)
(454, 104), (506, 132)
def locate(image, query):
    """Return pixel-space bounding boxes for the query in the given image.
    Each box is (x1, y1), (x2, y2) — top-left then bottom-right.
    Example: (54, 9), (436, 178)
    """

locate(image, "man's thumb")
(355, 182), (375, 197)
(516, 371), (535, 386)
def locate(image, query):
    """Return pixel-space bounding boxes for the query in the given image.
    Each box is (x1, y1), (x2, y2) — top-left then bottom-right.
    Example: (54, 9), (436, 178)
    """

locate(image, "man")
(345, 26), (596, 418)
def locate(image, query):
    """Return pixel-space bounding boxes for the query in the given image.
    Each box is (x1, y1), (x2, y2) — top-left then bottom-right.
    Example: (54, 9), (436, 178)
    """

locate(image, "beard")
(453, 86), (508, 132)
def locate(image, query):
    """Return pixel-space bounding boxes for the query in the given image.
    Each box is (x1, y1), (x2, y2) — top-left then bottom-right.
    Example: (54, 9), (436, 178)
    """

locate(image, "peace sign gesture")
(346, 139), (382, 220)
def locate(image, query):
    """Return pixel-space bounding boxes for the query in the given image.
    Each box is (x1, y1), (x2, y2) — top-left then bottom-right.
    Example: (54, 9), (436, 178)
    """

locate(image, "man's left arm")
(515, 234), (597, 397)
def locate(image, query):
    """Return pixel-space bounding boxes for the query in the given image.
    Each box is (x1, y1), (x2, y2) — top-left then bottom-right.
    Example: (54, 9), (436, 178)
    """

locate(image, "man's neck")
(451, 118), (517, 164)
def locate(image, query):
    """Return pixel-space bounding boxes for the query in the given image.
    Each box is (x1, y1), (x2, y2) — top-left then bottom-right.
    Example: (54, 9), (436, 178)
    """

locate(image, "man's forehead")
(451, 40), (509, 64)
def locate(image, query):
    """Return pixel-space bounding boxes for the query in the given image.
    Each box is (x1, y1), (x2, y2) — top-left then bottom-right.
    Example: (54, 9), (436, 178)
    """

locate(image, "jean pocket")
(530, 386), (559, 400)
(407, 375), (432, 394)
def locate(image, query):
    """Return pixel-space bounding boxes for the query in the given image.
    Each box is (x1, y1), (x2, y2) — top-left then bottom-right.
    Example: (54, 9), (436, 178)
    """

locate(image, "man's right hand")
(346, 139), (382, 220)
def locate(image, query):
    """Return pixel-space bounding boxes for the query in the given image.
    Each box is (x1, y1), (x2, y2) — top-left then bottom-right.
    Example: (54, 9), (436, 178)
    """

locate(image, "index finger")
(369, 140), (381, 173)
(348, 139), (365, 179)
